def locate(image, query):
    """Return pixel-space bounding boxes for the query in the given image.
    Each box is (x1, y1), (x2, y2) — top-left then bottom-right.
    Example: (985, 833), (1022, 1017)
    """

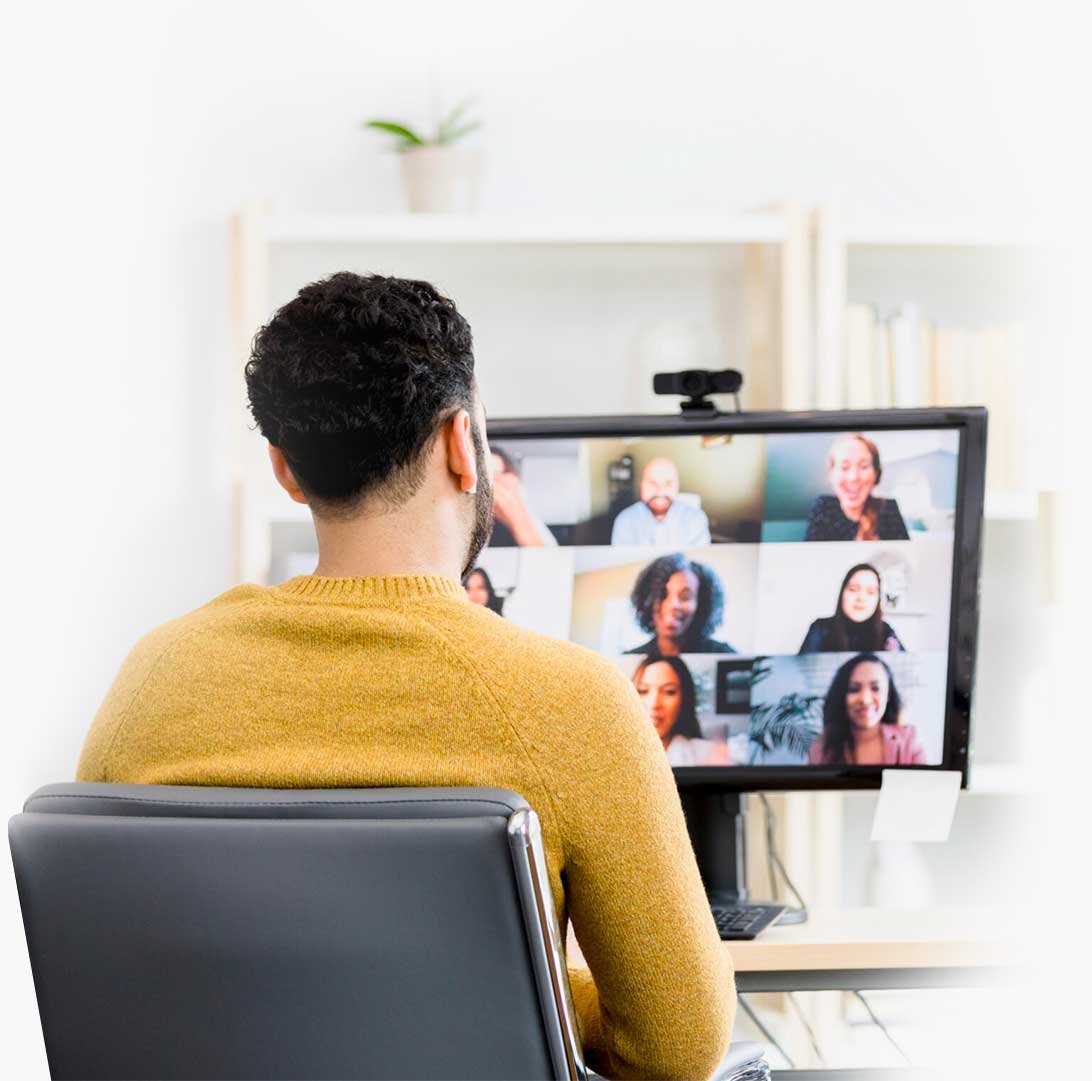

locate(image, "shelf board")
(265, 212), (787, 246)
(844, 218), (1048, 248)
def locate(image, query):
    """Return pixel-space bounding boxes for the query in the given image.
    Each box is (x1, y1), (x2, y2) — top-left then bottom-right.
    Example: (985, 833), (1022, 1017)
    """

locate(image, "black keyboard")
(711, 903), (785, 940)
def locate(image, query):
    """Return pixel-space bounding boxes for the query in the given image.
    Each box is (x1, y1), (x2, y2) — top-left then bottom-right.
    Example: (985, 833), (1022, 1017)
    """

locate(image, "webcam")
(653, 369), (744, 417)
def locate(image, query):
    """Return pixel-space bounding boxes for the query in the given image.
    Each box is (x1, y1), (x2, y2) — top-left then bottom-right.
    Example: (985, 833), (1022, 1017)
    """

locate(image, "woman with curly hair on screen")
(808, 653), (926, 765)
(632, 655), (731, 766)
(625, 552), (736, 658)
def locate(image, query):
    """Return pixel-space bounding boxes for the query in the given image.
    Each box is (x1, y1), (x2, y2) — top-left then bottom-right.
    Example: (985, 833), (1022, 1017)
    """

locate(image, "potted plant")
(747, 658), (824, 764)
(364, 101), (482, 213)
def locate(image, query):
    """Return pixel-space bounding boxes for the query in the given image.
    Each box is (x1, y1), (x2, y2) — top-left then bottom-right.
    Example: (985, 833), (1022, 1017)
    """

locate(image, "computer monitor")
(480, 408), (986, 900)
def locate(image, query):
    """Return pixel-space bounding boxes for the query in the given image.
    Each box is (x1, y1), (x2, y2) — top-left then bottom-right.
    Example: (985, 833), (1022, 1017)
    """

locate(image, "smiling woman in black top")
(799, 563), (904, 654)
(805, 433), (909, 542)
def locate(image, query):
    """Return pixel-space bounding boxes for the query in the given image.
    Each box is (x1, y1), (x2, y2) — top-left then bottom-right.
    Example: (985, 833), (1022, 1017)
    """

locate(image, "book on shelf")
(842, 305), (1028, 493)
(845, 304), (875, 409)
(872, 312), (893, 408)
(889, 303), (927, 408)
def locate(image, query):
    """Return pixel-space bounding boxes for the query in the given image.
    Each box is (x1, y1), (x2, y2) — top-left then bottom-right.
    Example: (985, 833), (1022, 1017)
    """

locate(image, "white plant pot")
(399, 145), (478, 214)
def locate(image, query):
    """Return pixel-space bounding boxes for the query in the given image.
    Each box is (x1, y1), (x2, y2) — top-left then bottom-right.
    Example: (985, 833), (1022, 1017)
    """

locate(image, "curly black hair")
(245, 272), (475, 516)
(630, 553), (725, 645)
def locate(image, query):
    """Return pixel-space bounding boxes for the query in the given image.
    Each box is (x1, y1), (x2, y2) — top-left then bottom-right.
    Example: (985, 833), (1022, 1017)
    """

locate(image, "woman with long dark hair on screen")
(808, 653), (926, 765)
(805, 433), (910, 542)
(625, 552), (735, 658)
(799, 563), (904, 653)
(631, 655), (730, 766)
(462, 566), (505, 616)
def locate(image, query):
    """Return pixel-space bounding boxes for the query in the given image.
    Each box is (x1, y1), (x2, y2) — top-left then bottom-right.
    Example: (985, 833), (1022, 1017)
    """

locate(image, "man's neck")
(310, 500), (465, 581)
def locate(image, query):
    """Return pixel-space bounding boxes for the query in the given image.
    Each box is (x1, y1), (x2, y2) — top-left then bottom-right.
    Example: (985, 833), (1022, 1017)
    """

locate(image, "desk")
(728, 908), (1026, 1079)
(570, 907), (1027, 1079)
(728, 906), (1025, 993)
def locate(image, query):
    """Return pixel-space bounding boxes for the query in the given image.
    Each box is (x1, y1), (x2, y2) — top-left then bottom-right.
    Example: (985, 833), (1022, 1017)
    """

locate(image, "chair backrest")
(9, 783), (586, 1081)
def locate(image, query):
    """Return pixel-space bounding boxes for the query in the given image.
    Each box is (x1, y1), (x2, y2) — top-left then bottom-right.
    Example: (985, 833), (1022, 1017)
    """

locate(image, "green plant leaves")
(748, 692), (824, 763)
(364, 102), (482, 151)
(438, 120), (481, 145)
(364, 120), (425, 148)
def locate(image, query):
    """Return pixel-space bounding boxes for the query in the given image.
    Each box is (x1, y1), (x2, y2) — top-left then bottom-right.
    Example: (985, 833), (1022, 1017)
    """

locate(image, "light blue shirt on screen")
(610, 500), (711, 546)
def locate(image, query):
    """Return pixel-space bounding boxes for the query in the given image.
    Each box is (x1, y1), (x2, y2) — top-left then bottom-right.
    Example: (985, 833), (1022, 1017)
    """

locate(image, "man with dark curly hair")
(77, 272), (735, 1080)
(626, 552), (737, 658)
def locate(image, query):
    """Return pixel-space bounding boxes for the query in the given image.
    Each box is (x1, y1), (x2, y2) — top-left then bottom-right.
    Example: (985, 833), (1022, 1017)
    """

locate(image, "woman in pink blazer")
(808, 653), (928, 766)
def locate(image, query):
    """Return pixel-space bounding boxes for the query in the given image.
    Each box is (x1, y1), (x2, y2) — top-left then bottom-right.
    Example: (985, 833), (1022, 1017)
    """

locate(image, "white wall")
(2, 1), (1089, 1073)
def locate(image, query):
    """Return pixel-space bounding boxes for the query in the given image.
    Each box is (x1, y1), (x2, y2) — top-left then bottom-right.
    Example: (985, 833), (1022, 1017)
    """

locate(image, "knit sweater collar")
(274, 575), (467, 603)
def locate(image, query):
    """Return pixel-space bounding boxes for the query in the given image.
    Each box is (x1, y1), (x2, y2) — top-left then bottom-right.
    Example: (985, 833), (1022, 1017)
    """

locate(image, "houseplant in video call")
(364, 100), (481, 213)
(747, 659), (824, 764)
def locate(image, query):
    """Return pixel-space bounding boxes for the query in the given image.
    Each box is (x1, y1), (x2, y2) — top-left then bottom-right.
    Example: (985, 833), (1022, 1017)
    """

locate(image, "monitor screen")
(478, 410), (984, 789)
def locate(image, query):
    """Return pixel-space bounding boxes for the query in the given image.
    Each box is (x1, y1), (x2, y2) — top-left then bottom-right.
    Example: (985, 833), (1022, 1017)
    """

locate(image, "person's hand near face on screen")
(488, 448), (557, 547)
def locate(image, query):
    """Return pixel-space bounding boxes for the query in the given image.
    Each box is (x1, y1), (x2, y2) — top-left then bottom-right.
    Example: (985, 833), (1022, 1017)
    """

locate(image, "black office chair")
(10, 783), (768, 1081)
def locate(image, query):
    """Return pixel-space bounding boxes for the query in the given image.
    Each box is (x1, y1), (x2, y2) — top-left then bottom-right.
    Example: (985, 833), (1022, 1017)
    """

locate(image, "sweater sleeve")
(549, 664), (735, 1080)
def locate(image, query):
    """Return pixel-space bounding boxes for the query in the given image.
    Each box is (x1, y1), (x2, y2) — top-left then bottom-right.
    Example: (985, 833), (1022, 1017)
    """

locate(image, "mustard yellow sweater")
(77, 575), (734, 1079)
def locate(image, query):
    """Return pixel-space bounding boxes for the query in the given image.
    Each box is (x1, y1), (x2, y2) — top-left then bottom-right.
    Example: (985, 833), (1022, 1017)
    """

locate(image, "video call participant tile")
(570, 545), (759, 657)
(747, 652), (947, 767)
(762, 429), (959, 543)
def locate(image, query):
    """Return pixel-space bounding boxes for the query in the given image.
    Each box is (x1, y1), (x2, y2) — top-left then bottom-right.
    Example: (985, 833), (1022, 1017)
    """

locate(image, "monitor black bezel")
(487, 406), (986, 792)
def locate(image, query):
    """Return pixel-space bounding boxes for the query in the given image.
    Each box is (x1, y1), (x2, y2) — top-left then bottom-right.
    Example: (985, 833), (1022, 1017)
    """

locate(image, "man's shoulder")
(453, 602), (623, 674)
(128, 583), (272, 656)
(441, 603), (639, 716)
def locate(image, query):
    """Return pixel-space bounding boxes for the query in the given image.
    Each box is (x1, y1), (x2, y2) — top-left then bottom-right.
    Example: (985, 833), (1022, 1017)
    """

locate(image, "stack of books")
(819, 304), (1027, 493)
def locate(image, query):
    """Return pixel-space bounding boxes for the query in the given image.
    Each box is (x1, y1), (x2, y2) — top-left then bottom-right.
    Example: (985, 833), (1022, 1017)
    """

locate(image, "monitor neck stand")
(679, 790), (750, 904)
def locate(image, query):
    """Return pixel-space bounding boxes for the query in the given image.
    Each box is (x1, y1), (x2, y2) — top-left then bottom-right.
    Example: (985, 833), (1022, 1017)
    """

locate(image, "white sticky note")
(870, 769), (961, 843)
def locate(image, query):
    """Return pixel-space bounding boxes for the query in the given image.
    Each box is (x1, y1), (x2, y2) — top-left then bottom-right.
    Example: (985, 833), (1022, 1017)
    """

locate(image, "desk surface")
(725, 906), (1022, 973)
(567, 906), (1024, 976)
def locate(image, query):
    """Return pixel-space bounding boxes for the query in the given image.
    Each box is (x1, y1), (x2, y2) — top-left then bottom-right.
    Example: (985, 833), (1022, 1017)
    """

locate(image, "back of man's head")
(245, 272), (476, 519)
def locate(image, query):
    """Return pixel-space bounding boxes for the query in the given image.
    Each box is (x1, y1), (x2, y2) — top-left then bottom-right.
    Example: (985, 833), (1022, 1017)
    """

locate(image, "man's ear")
(268, 445), (309, 505)
(445, 409), (479, 494)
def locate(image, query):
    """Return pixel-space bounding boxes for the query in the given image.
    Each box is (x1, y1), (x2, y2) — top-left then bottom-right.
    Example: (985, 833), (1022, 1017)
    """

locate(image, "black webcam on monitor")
(653, 368), (744, 415)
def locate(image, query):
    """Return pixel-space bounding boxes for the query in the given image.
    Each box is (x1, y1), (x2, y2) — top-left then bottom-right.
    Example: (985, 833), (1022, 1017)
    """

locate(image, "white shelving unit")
(227, 201), (1047, 941)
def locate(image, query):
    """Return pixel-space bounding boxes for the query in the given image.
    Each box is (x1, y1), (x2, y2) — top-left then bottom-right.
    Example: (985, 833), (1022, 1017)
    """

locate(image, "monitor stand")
(679, 790), (751, 904)
(680, 790), (806, 923)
